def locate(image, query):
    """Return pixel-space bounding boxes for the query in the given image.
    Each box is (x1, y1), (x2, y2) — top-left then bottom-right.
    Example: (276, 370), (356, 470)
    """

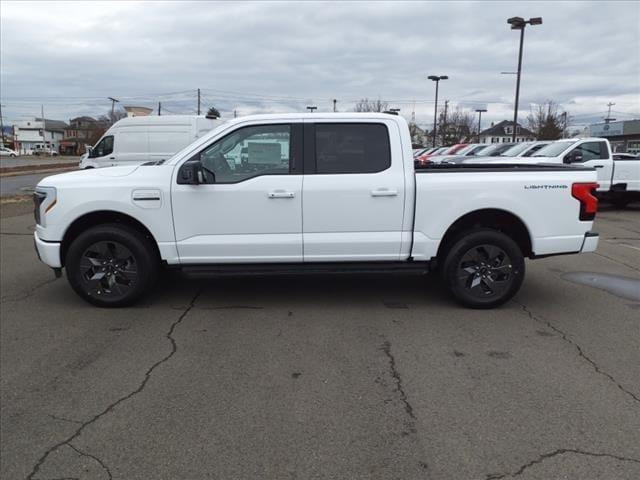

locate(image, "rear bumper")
(580, 231), (599, 253)
(34, 232), (62, 268)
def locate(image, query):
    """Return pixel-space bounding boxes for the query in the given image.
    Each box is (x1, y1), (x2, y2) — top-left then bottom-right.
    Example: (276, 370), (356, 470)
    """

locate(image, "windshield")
(455, 144), (477, 155)
(500, 143), (532, 157)
(477, 143), (514, 156)
(533, 141), (575, 157)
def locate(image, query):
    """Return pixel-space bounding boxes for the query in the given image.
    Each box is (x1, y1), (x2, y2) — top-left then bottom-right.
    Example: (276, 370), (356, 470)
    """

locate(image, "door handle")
(268, 191), (295, 199)
(371, 188), (398, 197)
(593, 165), (604, 169)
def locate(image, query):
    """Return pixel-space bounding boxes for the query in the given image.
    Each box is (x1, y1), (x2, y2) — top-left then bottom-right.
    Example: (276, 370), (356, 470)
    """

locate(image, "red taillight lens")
(571, 182), (599, 221)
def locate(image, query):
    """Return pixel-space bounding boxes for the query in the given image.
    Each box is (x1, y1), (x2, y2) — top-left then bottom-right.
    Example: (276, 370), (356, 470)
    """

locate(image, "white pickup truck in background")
(457, 138), (640, 207)
(34, 113), (600, 308)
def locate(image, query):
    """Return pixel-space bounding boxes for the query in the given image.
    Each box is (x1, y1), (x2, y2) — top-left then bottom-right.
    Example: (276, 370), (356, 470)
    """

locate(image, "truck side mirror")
(178, 160), (205, 185)
(564, 150), (583, 164)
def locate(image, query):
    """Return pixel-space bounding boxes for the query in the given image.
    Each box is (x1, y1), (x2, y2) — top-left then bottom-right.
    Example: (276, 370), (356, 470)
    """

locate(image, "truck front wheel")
(65, 224), (159, 307)
(442, 229), (525, 309)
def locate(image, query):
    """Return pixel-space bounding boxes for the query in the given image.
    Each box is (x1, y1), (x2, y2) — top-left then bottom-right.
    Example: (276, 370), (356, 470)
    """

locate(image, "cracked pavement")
(1, 202), (639, 479)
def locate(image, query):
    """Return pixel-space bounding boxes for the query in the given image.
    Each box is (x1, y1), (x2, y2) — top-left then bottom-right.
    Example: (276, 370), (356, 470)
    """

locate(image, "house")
(14, 118), (68, 154)
(478, 120), (536, 144)
(60, 116), (106, 155)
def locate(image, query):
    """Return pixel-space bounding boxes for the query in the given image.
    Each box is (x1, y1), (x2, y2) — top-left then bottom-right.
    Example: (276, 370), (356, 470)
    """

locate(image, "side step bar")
(181, 261), (431, 278)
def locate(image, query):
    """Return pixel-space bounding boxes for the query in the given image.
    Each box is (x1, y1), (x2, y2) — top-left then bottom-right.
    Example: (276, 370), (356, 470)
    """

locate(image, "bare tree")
(97, 109), (126, 126)
(438, 107), (475, 144)
(353, 98), (388, 112)
(527, 101), (564, 140)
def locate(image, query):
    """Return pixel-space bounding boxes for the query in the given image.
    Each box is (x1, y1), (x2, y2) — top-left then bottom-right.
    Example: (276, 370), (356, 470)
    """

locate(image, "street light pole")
(507, 16), (542, 142)
(306, 106), (317, 113)
(428, 75), (448, 147)
(475, 108), (487, 142)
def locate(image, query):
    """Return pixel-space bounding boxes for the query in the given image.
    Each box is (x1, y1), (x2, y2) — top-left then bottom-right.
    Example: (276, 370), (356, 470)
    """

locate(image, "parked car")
(455, 144), (490, 156)
(0, 146), (18, 157)
(499, 141), (552, 158)
(34, 113), (600, 308)
(413, 147), (439, 158)
(414, 146), (450, 165)
(461, 138), (640, 207)
(79, 115), (221, 169)
(33, 145), (59, 156)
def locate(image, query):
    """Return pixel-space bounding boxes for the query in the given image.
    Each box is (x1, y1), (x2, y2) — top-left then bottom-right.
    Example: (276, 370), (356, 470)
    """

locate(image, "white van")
(79, 115), (221, 169)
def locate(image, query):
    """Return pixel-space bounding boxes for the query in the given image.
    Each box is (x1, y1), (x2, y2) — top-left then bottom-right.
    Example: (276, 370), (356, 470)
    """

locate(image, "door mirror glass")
(178, 159), (207, 185)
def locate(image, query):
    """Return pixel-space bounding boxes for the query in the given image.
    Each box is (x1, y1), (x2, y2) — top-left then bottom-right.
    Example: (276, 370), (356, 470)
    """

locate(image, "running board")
(180, 261), (431, 278)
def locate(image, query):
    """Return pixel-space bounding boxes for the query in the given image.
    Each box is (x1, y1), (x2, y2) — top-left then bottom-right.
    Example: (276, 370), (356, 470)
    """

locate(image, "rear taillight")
(571, 182), (599, 221)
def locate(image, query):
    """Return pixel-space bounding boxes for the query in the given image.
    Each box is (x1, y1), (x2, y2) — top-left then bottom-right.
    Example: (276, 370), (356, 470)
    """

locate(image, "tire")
(441, 228), (525, 309)
(65, 224), (159, 307)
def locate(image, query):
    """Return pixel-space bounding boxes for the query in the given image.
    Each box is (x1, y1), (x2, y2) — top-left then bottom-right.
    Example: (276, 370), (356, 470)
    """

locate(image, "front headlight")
(33, 186), (56, 226)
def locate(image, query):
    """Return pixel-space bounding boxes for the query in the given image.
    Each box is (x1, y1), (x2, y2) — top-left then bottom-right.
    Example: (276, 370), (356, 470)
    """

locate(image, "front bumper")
(580, 231), (599, 253)
(34, 232), (62, 268)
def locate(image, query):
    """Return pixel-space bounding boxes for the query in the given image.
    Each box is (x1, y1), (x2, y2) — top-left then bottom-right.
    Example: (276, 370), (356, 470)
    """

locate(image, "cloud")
(1, 0), (638, 129)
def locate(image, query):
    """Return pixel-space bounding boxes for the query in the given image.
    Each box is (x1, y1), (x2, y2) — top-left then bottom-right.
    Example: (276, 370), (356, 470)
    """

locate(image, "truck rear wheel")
(65, 224), (159, 307)
(441, 229), (525, 309)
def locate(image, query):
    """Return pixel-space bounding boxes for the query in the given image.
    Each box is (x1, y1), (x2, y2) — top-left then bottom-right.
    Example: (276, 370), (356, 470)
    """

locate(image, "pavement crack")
(1, 277), (58, 303)
(485, 448), (640, 479)
(0, 231), (33, 236)
(380, 340), (416, 421)
(593, 251), (639, 272)
(26, 289), (202, 480)
(515, 301), (640, 405)
(68, 443), (112, 480)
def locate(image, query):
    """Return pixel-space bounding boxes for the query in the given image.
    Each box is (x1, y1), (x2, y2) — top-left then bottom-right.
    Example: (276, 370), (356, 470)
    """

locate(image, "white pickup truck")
(457, 138), (640, 207)
(34, 113), (600, 308)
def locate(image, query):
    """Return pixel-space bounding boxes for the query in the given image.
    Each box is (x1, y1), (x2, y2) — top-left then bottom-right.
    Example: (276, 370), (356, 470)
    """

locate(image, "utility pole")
(442, 100), (449, 145)
(561, 111), (567, 138)
(234, 109), (237, 118)
(0, 104), (4, 147)
(197, 88), (201, 115)
(108, 97), (119, 124)
(605, 102), (615, 123)
(333, 99), (337, 112)
(41, 104), (45, 145)
(411, 100), (416, 124)
(158, 102), (161, 116)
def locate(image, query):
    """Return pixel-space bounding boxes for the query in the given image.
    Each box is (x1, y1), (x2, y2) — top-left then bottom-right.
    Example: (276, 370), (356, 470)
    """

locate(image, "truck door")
(171, 122), (303, 263)
(89, 135), (115, 167)
(301, 121), (405, 261)
(564, 140), (613, 191)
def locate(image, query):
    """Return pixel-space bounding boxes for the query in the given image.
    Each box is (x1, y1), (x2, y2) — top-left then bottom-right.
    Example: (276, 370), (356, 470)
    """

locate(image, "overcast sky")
(1, 0), (639, 129)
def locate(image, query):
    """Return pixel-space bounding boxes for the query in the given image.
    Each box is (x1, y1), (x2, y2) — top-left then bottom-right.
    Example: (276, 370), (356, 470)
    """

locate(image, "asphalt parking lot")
(1, 201), (639, 480)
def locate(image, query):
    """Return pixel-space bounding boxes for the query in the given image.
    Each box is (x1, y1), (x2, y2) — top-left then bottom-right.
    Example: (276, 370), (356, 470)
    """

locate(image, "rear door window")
(314, 123), (390, 174)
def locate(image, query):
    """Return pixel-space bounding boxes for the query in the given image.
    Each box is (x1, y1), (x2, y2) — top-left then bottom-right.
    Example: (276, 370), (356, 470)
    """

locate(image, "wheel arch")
(60, 210), (161, 266)
(436, 208), (533, 262)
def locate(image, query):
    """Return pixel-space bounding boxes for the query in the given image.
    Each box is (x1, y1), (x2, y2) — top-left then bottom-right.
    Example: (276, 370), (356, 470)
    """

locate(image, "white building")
(478, 120), (536, 144)
(14, 118), (68, 154)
